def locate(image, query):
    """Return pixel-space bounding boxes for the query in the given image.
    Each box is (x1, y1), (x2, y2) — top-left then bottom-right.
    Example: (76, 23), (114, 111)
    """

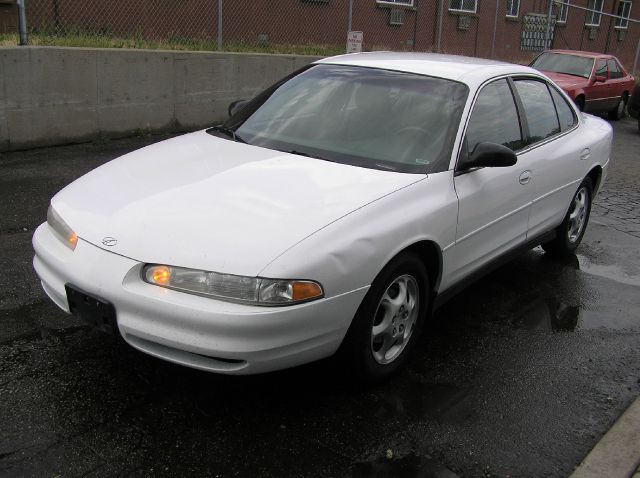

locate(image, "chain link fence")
(1, 0), (639, 73)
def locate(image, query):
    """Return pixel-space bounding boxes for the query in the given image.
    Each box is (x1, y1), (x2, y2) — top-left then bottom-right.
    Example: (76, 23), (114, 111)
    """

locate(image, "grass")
(0, 31), (345, 56)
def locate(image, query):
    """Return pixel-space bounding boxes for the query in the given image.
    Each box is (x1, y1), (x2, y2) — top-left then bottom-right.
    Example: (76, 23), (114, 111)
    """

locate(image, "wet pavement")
(1, 119), (639, 477)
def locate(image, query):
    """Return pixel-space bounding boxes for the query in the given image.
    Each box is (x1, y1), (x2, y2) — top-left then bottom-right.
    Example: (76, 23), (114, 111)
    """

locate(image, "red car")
(530, 49), (635, 119)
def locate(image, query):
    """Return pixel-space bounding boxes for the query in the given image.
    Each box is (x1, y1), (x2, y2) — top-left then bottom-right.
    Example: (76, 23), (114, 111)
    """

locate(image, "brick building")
(25, 0), (640, 70)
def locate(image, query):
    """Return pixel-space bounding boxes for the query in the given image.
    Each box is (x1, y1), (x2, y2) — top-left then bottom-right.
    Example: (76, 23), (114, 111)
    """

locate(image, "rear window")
(514, 79), (560, 144)
(549, 87), (577, 132)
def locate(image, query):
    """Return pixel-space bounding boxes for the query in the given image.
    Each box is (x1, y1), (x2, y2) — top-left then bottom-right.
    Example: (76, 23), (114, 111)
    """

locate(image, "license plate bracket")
(65, 284), (117, 334)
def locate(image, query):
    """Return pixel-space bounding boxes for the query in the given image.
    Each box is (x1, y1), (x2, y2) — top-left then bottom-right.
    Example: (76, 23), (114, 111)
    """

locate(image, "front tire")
(339, 252), (429, 384)
(542, 178), (593, 257)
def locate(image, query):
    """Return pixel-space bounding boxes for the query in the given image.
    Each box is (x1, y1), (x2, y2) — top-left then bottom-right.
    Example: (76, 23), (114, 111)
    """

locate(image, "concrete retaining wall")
(0, 46), (322, 151)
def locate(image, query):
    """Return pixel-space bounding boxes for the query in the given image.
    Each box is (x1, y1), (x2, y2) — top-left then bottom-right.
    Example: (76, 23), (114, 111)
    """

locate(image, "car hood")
(541, 71), (589, 89)
(52, 130), (425, 276)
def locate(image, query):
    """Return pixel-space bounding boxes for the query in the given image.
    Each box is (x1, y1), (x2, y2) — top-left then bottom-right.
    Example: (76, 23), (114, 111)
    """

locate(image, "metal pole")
(217, 0), (223, 51)
(348, 0), (353, 32)
(16, 0), (28, 45)
(491, 0), (499, 58)
(412, 0), (418, 51)
(544, 0), (553, 50)
(633, 37), (640, 76)
(436, 0), (443, 52)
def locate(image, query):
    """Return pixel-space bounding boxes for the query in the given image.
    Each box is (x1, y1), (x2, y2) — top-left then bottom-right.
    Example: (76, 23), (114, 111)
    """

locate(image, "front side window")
(449, 0), (478, 13)
(221, 64), (469, 174)
(506, 0), (520, 17)
(549, 87), (578, 131)
(608, 59), (623, 78)
(514, 79), (560, 144)
(595, 59), (608, 78)
(615, 0), (632, 28)
(465, 79), (524, 154)
(558, 0), (570, 23)
(585, 0), (604, 26)
(530, 52), (594, 78)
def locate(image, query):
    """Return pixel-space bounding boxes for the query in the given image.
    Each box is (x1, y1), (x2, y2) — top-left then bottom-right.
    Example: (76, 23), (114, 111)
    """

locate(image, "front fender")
(259, 171), (457, 299)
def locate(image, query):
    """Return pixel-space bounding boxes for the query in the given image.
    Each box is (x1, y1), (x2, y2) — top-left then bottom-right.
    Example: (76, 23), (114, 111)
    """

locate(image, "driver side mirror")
(228, 99), (248, 117)
(594, 75), (607, 83)
(459, 142), (517, 171)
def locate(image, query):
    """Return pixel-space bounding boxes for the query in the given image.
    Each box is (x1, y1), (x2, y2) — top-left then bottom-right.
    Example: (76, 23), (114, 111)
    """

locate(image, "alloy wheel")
(568, 186), (588, 243)
(370, 274), (419, 364)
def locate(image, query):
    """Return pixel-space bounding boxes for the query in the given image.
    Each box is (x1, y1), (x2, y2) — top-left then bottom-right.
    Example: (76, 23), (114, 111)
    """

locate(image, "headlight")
(47, 205), (78, 251)
(142, 264), (324, 306)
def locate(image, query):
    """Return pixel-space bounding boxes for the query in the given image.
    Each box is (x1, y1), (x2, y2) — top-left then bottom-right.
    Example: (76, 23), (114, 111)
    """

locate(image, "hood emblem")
(102, 237), (118, 247)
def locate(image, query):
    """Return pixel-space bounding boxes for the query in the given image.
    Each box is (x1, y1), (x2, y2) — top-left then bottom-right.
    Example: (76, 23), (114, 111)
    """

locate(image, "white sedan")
(33, 53), (611, 382)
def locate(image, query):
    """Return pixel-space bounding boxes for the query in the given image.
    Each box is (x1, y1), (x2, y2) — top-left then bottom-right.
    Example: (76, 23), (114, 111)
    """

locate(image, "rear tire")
(338, 251), (429, 384)
(575, 96), (585, 112)
(542, 178), (593, 257)
(609, 94), (627, 120)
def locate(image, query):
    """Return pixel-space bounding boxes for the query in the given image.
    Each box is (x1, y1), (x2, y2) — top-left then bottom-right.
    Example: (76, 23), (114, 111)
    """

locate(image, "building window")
(449, 0), (478, 13)
(615, 0), (632, 28)
(377, 0), (415, 6)
(506, 0), (520, 17)
(585, 0), (603, 26)
(557, 0), (570, 23)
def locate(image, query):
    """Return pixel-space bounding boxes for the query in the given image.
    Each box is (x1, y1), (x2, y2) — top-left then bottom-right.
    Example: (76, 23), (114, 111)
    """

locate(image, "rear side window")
(514, 79), (560, 144)
(466, 79), (524, 153)
(549, 87), (577, 131)
(608, 59), (622, 79)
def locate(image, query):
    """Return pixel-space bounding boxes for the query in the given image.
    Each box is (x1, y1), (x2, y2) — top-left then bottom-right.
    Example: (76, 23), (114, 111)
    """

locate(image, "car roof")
(314, 52), (539, 86)
(547, 49), (612, 59)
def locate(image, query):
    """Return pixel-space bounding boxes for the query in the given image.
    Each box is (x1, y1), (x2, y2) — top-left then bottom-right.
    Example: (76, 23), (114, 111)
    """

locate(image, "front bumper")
(33, 223), (368, 374)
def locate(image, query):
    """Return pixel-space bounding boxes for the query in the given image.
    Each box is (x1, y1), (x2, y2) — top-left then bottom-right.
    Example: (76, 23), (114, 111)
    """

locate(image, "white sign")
(346, 31), (363, 54)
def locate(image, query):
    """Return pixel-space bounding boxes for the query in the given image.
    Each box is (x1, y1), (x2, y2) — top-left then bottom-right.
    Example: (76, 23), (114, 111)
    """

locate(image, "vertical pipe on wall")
(491, 0), (500, 58)
(544, 0), (553, 50)
(412, 0), (419, 51)
(436, 0), (444, 52)
(633, 37), (640, 76)
(16, 0), (28, 46)
(348, 0), (353, 32)
(217, 0), (223, 51)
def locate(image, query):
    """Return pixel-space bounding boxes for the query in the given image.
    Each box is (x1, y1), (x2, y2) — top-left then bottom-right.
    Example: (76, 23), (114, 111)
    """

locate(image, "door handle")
(519, 170), (532, 185)
(580, 148), (591, 161)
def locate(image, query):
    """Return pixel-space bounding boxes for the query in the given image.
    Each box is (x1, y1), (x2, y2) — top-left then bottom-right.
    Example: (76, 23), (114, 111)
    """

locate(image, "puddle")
(577, 254), (640, 287)
(513, 298), (639, 331)
(372, 381), (474, 424)
(352, 452), (458, 478)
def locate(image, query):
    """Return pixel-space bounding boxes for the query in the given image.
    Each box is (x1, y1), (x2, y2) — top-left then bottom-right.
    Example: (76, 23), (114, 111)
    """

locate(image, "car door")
(586, 58), (612, 113)
(449, 78), (532, 285)
(511, 79), (582, 238)
(607, 58), (625, 100)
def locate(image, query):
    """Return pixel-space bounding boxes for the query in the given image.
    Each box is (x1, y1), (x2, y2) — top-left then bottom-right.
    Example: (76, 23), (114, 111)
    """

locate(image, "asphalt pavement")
(0, 118), (639, 477)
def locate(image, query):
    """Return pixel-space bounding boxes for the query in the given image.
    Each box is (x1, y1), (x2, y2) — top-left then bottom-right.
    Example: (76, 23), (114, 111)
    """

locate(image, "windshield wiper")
(209, 125), (247, 143)
(286, 150), (329, 161)
(555, 71), (588, 78)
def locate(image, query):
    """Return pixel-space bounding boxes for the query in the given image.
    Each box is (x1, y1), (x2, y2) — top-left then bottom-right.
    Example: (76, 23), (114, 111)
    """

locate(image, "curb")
(570, 397), (640, 478)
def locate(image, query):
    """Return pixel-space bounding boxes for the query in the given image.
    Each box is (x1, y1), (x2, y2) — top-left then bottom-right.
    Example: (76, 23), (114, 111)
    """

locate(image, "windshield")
(530, 52), (594, 79)
(216, 64), (468, 173)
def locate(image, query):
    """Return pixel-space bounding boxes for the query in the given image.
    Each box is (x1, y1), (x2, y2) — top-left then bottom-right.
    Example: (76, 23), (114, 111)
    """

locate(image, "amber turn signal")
(292, 281), (323, 301)
(146, 265), (171, 286)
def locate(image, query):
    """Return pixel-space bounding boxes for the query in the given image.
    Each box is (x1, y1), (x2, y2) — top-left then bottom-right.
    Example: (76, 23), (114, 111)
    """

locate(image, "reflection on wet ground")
(353, 452), (458, 478)
(577, 254), (640, 287)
